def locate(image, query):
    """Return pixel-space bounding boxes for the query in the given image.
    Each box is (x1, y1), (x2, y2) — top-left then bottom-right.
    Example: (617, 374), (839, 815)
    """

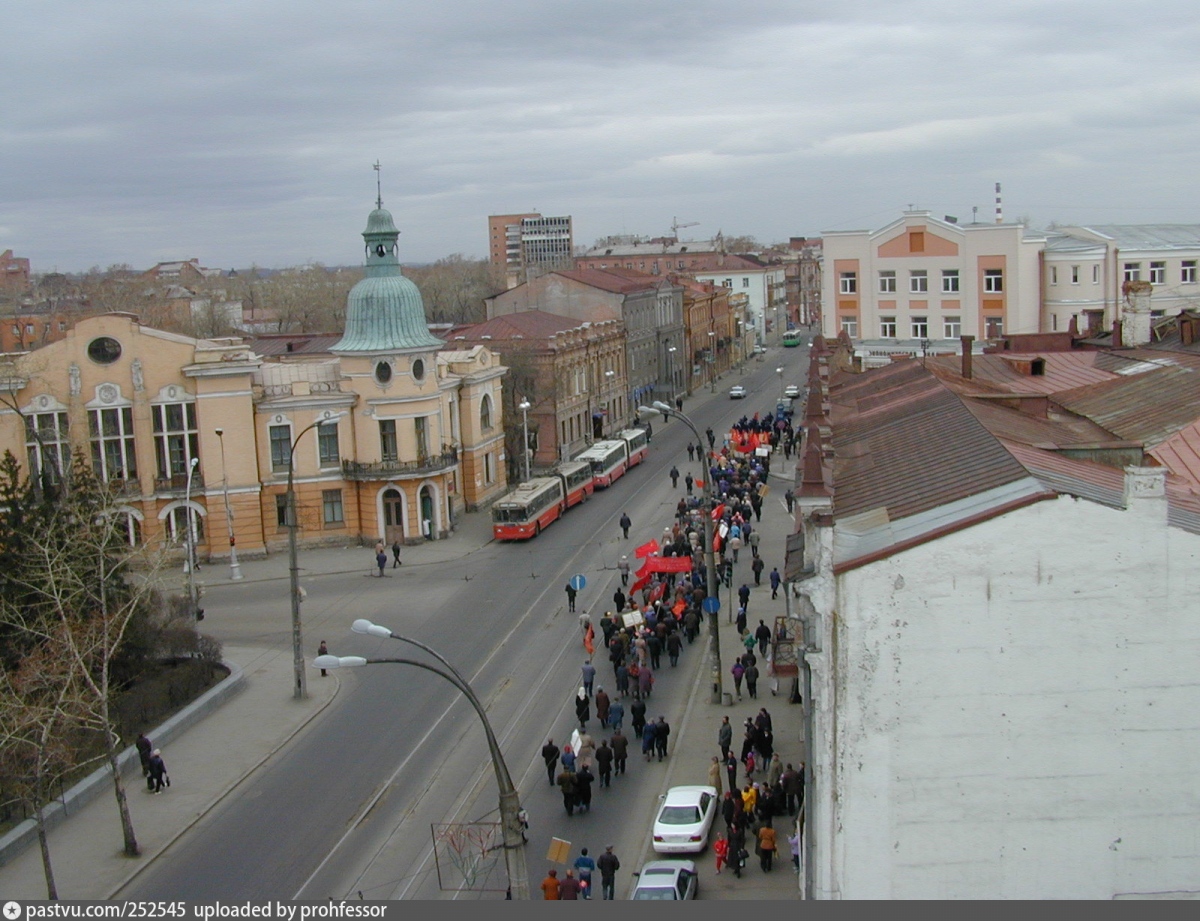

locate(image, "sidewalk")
(0, 360), (804, 901)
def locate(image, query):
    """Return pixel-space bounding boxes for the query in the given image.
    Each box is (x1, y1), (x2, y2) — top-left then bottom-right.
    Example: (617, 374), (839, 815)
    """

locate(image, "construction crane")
(671, 216), (699, 239)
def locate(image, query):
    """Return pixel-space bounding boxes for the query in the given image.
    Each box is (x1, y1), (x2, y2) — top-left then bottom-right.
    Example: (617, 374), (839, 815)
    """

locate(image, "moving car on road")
(784, 384), (801, 399)
(728, 385), (746, 399)
(630, 860), (699, 900)
(652, 785), (718, 853)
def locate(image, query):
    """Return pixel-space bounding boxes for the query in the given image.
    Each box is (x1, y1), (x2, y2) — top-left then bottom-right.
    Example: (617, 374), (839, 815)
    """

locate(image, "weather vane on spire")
(373, 160), (383, 209)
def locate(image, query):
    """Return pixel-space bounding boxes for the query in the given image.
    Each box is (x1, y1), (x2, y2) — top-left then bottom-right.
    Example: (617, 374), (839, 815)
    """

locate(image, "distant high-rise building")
(488, 213), (573, 287)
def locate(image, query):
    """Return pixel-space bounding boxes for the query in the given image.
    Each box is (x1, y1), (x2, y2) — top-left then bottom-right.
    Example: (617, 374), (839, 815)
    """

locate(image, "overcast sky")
(4, 0), (1199, 274)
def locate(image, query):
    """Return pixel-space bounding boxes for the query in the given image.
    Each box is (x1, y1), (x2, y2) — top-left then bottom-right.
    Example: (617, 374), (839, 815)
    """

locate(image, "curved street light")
(637, 402), (723, 704)
(214, 428), (243, 581)
(287, 411), (347, 700)
(316, 626), (530, 900)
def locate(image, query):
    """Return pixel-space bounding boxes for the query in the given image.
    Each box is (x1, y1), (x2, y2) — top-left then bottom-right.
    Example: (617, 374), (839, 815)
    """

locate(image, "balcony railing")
(342, 447), (458, 481)
(155, 471), (205, 494)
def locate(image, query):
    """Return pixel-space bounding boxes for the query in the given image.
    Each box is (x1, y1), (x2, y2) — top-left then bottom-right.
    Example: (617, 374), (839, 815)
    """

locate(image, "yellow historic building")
(0, 200), (508, 560)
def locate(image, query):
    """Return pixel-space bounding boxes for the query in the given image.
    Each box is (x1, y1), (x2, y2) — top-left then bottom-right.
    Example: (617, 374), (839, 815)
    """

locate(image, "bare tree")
(408, 256), (504, 325)
(0, 627), (95, 899)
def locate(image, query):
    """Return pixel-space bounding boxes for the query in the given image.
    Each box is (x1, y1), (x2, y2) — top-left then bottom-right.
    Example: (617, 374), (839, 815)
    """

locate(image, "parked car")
(630, 860), (698, 900)
(728, 385), (747, 400)
(652, 785), (718, 853)
(784, 384), (801, 399)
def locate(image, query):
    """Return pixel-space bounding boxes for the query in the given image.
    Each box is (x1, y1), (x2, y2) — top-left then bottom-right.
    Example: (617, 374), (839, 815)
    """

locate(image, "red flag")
(584, 623), (595, 656)
(711, 503), (725, 521)
(648, 581), (666, 603)
(635, 539), (660, 559)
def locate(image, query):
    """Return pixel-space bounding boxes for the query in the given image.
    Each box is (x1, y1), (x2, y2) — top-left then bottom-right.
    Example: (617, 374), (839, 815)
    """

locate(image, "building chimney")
(960, 335), (975, 379)
(1112, 318), (1123, 348)
(995, 182), (1003, 224)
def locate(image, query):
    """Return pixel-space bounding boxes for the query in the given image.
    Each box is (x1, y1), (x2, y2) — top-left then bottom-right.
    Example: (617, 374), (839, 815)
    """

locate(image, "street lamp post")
(707, 331), (716, 393)
(604, 369), (615, 436)
(183, 457), (200, 626)
(517, 399), (531, 483)
(214, 429), (243, 581)
(638, 402), (723, 704)
(777, 367), (784, 402)
(667, 345), (677, 402)
(288, 411), (347, 700)
(317, 624), (530, 900)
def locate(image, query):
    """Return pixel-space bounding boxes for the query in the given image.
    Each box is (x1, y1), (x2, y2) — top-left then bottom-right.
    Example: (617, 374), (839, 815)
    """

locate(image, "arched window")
(480, 394), (493, 431)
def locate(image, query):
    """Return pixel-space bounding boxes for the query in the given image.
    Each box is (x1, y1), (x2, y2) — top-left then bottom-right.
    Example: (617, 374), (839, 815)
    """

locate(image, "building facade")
(484, 268), (684, 420)
(821, 210), (1045, 346)
(450, 310), (627, 469)
(487, 212), (574, 289)
(0, 202), (509, 560)
(788, 344), (1200, 898)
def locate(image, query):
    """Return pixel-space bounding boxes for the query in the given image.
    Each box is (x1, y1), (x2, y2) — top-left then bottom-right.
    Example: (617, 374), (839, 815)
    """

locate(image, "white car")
(728, 385), (747, 399)
(652, 785), (718, 853)
(630, 860), (698, 900)
(784, 384), (801, 399)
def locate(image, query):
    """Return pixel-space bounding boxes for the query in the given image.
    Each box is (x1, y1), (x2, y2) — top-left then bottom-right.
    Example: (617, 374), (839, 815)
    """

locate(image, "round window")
(375, 361), (392, 384)
(412, 358), (425, 382)
(87, 336), (122, 365)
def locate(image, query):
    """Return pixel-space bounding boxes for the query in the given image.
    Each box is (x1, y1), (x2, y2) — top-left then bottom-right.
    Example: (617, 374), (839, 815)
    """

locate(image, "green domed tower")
(332, 196), (444, 354)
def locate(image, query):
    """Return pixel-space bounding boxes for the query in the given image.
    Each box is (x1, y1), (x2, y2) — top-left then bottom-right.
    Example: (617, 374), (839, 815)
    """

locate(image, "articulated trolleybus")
(554, 459), (595, 508)
(491, 477), (566, 540)
(577, 440), (628, 488)
(617, 428), (649, 467)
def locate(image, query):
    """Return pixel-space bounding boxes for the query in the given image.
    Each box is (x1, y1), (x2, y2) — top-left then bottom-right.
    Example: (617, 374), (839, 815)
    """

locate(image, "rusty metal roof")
(1052, 364), (1200, 446)
(830, 361), (1034, 522)
(959, 396), (1121, 449)
(927, 351), (1119, 394)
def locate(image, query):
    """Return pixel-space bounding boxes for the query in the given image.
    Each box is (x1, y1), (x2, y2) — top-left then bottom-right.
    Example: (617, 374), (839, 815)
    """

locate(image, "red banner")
(641, 555), (693, 573)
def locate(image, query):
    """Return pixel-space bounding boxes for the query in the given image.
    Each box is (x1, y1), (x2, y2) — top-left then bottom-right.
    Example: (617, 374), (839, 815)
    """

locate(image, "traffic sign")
(569, 574), (586, 591)
(702, 596), (720, 614)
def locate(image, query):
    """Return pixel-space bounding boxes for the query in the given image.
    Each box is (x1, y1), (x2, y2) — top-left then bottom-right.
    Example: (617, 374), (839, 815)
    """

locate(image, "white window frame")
(1092, 265), (1100, 283)
(322, 488), (344, 525)
(984, 316), (1004, 338)
(909, 271), (928, 294)
(839, 272), (857, 295)
(880, 316), (897, 338)
(1049, 266), (1057, 285)
(943, 316), (961, 339)
(153, 401), (199, 480)
(1123, 263), (1141, 282)
(1071, 265), (1080, 284)
(941, 269), (959, 293)
(911, 316), (929, 339)
(1183, 260), (1197, 284)
(840, 316), (858, 338)
(878, 271), (896, 293)
(90, 407), (138, 483)
(1150, 261), (1166, 284)
(25, 411), (71, 484)
(983, 269), (1004, 293)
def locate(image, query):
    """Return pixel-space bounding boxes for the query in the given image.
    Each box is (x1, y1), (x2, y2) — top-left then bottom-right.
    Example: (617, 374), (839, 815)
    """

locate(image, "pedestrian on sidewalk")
(375, 549), (387, 577)
(565, 582), (578, 612)
(618, 555), (630, 586)
(597, 846), (620, 900)
(541, 869), (561, 900)
(630, 697), (646, 739)
(685, 472), (694, 495)
(318, 640), (329, 676)
(136, 733), (153, 788)
(789, 830), (801, 873)
(731, 660), (745, 697)
(751, 556), (765, 585)
(714, 832), (729, 874)
(557, 767), (578, 816)
(745, 661), (760, 699)
(729, 822), (747, 878)
(687, 443), (695, 462)
(619, 512), (632, 539)
(749, 530), (761, 559)
(541, 739), (560, 785)
(148, 749), (169, 794)
(738, 583), (751, 611)
(391, 540), (402, 567)
(724, 752), (740, 797)
(708, 755), (724, 797)
(782, 763), (802, 815)
(575, 763), (594, 813)
(718, 715), (733, 759)
(770, 567), (781, 599)
(559, 869), (581, 899)
(784, 488), (794, 513)
(676, 396), (684, 412)
(669, 465), (679, 488)
(757, 820), (777, 872)
(755, 619), (771, 657)
(595, 687), (610, 727)
(641, 721), (656, 761)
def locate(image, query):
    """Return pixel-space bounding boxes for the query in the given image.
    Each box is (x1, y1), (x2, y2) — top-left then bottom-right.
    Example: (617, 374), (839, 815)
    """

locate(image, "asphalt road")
(117, 349), (808, 901)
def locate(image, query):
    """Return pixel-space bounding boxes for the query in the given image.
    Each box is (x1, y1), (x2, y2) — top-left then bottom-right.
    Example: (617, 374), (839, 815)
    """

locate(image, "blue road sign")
(702, 596), (721, 614)
(569, 574), (587, 591)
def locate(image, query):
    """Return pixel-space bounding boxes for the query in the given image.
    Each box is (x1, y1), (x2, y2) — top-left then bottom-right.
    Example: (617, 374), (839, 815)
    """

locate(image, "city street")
(113, 345), (811, 901)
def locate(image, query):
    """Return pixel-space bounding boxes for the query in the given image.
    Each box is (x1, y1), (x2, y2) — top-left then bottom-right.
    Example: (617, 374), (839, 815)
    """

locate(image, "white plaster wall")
(821, 491), (1200, 898)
